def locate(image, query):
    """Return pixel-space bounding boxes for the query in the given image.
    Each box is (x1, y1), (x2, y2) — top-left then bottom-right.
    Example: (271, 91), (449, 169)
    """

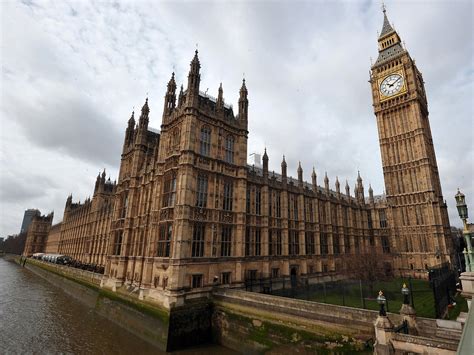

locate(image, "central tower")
(370, 8), (452, 276)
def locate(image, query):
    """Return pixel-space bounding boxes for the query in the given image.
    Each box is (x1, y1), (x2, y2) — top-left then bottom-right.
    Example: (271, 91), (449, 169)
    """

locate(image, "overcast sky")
(0, 0), (472, 237)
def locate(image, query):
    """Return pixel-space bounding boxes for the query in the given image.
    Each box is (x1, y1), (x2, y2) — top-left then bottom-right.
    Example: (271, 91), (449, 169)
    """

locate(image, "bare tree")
(345, 248), (387, 293)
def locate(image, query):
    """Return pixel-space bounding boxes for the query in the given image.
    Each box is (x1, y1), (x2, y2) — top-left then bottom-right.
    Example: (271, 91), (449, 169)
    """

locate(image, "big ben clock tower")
(370, 7), (452, 276)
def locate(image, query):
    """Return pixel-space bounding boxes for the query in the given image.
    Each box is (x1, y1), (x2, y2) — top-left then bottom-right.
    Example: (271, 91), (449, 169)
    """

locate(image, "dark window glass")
(225, 136), (234, 163)
(223, 181), (233, 211)
(200, 127), (211, 156)
(221, 225), (232, 257)
(196, 174), (208, 208)
(192, 223), (205, 257)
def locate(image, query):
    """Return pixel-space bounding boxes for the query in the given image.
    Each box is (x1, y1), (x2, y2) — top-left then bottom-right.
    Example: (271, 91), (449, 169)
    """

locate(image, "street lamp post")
(401, 283), (410, 305)
(455, 189), (474, 272)
(377, 290), (387, 316)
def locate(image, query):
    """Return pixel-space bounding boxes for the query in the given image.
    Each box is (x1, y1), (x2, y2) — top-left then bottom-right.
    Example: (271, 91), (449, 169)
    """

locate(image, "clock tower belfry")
(370, 7), (452, 276)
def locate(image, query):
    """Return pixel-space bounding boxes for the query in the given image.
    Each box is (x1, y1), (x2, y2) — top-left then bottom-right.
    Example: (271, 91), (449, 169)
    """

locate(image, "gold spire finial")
(382, 2), (386, 13)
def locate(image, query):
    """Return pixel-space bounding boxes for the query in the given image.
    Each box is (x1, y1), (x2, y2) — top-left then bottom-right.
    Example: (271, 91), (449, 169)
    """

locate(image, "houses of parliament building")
(23, 9), (453, 308)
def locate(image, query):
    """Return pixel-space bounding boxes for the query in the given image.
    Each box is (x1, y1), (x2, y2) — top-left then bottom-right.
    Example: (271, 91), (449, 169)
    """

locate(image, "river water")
(0, 257), (233, 354)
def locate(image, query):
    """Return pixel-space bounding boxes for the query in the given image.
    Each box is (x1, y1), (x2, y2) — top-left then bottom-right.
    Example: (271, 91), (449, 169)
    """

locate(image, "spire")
(335, 176), (340, 196)
(374, 4), (403, 67)
(324, 172), (329, 194)
(186, 50), (201, 101)
(163, 72), (177, 119)
(379, 4), (395, 38)
(281, 155), (287, 182)
(217, 82), (224, 109)
(178, 84), (184, 107)
(239, 78), (248, 122)
(297, 161), (303, 183)
(345, 180), (350, 197)
(124, 110), (136, 148)
(369, 184), (374, 204)
(139, 97), (149, 129)
(262, 148), (269, 178)
(128, 111), (135, 128)
(167, 72), (176, 92)
(311, 167), (317, 192)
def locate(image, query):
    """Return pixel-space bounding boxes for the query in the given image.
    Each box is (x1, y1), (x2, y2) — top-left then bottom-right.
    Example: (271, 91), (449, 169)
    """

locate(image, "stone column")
(374, 315), (394, 355)
(399, 303), (418, 335)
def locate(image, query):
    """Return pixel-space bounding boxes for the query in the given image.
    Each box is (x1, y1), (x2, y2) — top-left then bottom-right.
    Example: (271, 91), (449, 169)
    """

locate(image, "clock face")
(380, 73), (404, 97)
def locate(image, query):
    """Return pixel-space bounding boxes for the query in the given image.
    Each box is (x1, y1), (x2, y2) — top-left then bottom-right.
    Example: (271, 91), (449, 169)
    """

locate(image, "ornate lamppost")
(401, 283), (410, 305)
(377, 290), (387, 316)
(455, 189), (474, 272)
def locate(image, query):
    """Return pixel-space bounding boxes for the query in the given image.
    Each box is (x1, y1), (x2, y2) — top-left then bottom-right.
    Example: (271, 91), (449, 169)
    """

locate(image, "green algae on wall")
(212, 305), (372, 354)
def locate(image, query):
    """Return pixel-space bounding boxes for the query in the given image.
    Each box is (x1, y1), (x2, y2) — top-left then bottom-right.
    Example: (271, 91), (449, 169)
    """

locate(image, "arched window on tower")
(200, 127), (211, 157)
(225, 135), (234, 163)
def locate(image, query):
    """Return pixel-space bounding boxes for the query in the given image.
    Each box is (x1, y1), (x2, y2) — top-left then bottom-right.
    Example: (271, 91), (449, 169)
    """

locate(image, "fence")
(244, 271), (434, 317)
(428, 263), (456, 319)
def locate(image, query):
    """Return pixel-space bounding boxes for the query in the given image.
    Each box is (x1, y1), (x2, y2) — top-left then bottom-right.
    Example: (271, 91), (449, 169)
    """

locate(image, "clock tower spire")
(370, 6), (452, 277)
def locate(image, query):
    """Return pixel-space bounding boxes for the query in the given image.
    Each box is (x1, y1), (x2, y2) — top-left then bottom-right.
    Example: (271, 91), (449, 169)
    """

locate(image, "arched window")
(225, 135), (234, 163)
(200, 127), (211, 156)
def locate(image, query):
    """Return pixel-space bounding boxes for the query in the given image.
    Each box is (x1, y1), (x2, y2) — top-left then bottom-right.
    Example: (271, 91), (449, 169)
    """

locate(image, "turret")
(324, 172), (329, 195)
(123, 111), (135, 149)
(369, 184), (374, 205)
(178, 84), (184, 107)
(297, 162), (303, 188)
(238, 79), (248, 123)
(216, 83), (224, 111)
(357, 171), (365, 203)
(136, 98), (150, 146)
(335, 176), (340, 198)
(94, 172), (101, 195)
(65, 194), (72, 208)
(281, 155), (287, 184)
(138, 98), (149, 130)
(345, 180), (350, 198)
(163, 72), (176, 120)
(186, 50), (200, 106)
(311, 167), (317, 192)
(262, 148), (269, 179)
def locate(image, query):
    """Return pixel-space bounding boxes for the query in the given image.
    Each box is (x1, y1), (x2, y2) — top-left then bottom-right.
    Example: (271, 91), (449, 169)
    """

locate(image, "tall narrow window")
(320, 232), (328, 255)
(113, 232), (123, 255)
(269, 191), (273, 216)
(276, 193), (281, 218)
(121, 194), (128, 218)
(255, 228), (261, 256)
(162, 173), (177, 207)
(379, 210), (388, 228)
(157, 223), (172, 257)
(245, 227), (251, 256)
(305, 232), (315, 255)
(293, 197), (298, 220)
(382, 236), (390, 253)
(221, 225), (232, 257)
(223, 181), (233, 211)
(200, 127), (211, 156)
(333, 231), (340, 255)
(344, 234), (351, 254)
(192, 223), (205, 257)
(276, 230), (282, 255)
(196, 174), (208, 208)
(289, 230), (299, 255)
(268, 230), (273, 255)
(255, 188), (261, 215)
(225, 135), (234, 163)
(246, 188), (251, 213)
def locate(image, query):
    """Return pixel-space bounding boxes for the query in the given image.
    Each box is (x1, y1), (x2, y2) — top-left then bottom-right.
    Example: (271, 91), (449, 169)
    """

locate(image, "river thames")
(0, 257), (233, 354)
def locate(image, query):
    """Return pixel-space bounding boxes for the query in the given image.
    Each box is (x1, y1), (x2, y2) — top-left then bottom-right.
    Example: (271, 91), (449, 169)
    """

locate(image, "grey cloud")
(0, 0), (472, 237)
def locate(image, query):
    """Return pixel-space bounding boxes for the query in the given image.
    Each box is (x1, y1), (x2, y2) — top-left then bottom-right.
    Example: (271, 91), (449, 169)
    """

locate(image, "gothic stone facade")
(23, 211), (53, 256)
(369, 10), (452, 276)
(33, 11), (452, 308)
